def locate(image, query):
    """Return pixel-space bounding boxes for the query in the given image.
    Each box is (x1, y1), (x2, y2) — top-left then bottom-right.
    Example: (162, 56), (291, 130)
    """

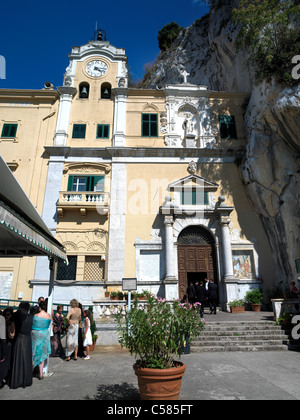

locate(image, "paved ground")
(1, 311), (300, 402)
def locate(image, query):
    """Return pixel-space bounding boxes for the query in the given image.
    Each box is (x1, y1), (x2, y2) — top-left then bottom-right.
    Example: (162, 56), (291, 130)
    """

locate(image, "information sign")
(122, 278), (137, 291)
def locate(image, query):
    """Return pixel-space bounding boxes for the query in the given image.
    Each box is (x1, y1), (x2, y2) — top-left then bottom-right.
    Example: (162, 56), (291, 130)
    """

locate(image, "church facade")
(0, 32), (275, 310)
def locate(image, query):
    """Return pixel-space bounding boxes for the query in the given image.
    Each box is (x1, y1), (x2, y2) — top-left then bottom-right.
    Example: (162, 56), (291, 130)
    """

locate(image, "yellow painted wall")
(68, 58), (118, 148)
(124, 162), (274, 289)
(0, 90), (59, 300)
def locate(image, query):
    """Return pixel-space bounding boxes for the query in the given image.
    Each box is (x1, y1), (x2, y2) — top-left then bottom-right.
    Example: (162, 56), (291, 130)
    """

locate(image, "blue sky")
(0, 0), (209, 90)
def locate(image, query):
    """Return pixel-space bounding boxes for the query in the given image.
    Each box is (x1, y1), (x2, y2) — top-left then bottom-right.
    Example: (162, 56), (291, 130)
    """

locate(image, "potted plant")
(110, 291), (119, 301)
(104, 290), (110, 298)
(114, 294), (204, 400)
(228, 299), (245, 313)
(117, 291), (124, 300)
(138, 290), (149, 300)
(245, 289), (264, 311)
(276, 311), (293, 329)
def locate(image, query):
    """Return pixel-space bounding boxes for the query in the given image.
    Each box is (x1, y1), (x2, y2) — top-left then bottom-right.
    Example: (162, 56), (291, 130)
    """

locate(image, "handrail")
(0, 298), (72, 315)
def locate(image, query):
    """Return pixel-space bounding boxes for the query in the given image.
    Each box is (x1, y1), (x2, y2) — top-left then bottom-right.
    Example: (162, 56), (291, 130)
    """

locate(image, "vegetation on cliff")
(232, 0), (300, 86)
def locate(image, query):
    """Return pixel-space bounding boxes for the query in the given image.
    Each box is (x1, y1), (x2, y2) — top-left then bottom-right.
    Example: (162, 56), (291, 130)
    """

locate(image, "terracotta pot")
(230, 306), (245, 313)
(251, 304), (262, 312)
(133, 362), (186, 400)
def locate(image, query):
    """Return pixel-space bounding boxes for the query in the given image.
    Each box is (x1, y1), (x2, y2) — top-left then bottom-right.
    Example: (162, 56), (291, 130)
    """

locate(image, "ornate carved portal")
(177, 226), (218, 301)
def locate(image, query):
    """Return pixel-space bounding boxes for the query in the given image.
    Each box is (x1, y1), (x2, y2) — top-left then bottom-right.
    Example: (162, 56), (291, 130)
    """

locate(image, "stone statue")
(182, 113), (194, 136)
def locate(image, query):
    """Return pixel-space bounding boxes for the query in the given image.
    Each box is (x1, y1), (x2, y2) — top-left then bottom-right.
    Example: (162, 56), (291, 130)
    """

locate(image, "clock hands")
(86, 61), (107, 76)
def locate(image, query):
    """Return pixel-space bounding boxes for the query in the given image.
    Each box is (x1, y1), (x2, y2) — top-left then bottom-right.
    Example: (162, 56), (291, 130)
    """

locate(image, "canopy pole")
(43, 257), (57, 376)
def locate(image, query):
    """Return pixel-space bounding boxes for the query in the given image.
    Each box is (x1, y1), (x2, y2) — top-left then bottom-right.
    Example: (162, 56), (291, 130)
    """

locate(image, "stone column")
(54, 86), (77, 146)
(219, 214), (234, 279)
(215, 196), (235, 310)
(163, 215), (178, 300)
(34, 158), (65, 282)
(112, 87), (128, 147)
(164, 215), (175, 279)
(107, 163), (127, 282)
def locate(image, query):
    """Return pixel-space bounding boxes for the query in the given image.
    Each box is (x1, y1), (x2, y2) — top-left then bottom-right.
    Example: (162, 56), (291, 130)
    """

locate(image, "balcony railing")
(93, 300), (147, 322)
(57, 191), (110, 217)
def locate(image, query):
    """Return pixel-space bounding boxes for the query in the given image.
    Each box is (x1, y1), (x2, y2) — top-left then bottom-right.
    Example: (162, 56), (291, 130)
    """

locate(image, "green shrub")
(245, 289), (263, 304)
(158, 22), (183, 51)
(228, 299), (244, 307)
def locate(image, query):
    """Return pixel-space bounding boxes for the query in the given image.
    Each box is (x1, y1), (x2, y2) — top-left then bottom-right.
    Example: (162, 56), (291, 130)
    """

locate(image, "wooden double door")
(178, 244), (217, 301)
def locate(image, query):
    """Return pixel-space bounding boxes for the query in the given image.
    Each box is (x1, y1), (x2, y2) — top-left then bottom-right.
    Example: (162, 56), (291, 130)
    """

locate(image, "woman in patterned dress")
(64, 299), (81, 361)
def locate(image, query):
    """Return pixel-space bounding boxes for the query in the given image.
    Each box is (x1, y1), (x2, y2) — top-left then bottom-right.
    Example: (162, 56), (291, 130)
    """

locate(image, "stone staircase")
(191, 320), (300, 352)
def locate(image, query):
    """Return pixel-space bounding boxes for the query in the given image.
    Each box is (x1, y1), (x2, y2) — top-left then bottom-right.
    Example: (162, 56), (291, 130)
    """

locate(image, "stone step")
(192, 339), (286, 347)
(190, 320), (289, 352)
(198, 330), (286, 337)
(190, 344), (288, 352)
(203, 324), (281, 332)
(193, 334), (287, 343)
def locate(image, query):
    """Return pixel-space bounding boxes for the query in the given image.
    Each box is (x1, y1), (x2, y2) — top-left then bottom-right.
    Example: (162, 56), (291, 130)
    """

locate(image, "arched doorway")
(177, 225), (218, 301)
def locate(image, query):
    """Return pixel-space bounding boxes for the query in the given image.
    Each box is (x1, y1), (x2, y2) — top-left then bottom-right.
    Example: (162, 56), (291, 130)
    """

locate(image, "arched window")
(101, 82), (111, 99)
(79, 82), (90, 99)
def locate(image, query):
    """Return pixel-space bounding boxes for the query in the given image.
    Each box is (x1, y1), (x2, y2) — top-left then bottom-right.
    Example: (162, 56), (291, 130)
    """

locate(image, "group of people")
(63, 299), (93, 362)
(187, 278), (218, 317)
(0, 297), (93, 390)
(289, 278), (300, 299)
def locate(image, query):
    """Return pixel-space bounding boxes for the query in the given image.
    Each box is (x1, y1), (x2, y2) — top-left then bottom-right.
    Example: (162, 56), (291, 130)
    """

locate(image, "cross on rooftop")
(181, 70), (190, 84)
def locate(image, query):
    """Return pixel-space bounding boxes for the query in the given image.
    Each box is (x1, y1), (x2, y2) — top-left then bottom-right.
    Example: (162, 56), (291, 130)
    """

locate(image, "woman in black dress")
(8, 301), (33, 389)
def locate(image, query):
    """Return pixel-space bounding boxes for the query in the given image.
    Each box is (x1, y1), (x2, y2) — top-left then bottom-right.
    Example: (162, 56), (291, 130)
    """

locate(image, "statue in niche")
(182, 112), (194, 138)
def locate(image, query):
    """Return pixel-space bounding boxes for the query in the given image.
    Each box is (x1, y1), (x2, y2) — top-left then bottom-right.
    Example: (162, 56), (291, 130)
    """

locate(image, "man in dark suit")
(207, 279), (218, 314)
(195, 281), (207, 317)
(187, 282), (196, 305)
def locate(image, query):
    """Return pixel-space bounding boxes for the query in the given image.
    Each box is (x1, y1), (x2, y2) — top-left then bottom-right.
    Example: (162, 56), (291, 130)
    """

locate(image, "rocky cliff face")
(142, 0), (253, 92)
(241, 81), (300, 284)
(141, 0), (300, 285)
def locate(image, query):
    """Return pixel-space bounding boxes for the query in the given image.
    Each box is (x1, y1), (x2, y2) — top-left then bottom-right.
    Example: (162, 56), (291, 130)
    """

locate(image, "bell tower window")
(79, 82), (90, 99)
(101, 83), (111, 99)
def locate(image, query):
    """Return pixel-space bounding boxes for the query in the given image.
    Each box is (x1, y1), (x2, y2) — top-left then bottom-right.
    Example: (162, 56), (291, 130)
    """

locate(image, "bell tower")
(53, 29), (128, 147)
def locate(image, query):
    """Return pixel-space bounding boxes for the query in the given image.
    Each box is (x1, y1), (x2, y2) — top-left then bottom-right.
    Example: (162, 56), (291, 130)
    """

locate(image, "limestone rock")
(141, 1), (300, 283)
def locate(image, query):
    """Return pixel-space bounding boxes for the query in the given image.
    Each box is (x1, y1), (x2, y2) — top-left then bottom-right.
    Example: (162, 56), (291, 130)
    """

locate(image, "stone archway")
(177, 225), (218, 301)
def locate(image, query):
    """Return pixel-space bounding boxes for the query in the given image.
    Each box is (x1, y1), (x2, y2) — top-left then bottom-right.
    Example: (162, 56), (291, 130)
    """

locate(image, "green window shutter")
(86, 176), (91, 192)
(89, 175), (105, 192)
(219, 115), (237, 139)
(96, 124), (110, 138)
(72, 124), (86, 138)
(228, 116), (237, 139)
(142, 114), (158, 137)
(67, 175), (105, 192)
(181, 190), (209, 205)
(103, 125), (109, 138)
(67, 175), (74, 191)
(84, 176), (105, 192)
(2, 123), (18, 137)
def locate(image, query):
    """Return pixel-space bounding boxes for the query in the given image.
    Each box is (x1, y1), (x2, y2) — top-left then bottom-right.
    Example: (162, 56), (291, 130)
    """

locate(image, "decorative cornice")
(106, 147), (245, 159)
(44, 146), (245, 160)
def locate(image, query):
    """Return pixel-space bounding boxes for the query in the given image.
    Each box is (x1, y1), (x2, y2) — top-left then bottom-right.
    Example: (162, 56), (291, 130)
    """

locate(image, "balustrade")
(60, 191), (107, 204)
(93, 300), (147, 322)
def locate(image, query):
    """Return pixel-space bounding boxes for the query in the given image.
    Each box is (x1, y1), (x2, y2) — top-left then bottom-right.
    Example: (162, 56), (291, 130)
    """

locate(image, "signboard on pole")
(122, 278), (137, 313)
(122, 278), (137, 291)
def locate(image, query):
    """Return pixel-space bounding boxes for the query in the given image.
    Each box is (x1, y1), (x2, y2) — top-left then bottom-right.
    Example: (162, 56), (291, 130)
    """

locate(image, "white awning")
(0, 155), (66, 260)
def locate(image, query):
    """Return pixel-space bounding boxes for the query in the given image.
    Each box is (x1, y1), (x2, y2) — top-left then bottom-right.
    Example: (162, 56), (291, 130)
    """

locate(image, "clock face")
(85, 60), (108, 77)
